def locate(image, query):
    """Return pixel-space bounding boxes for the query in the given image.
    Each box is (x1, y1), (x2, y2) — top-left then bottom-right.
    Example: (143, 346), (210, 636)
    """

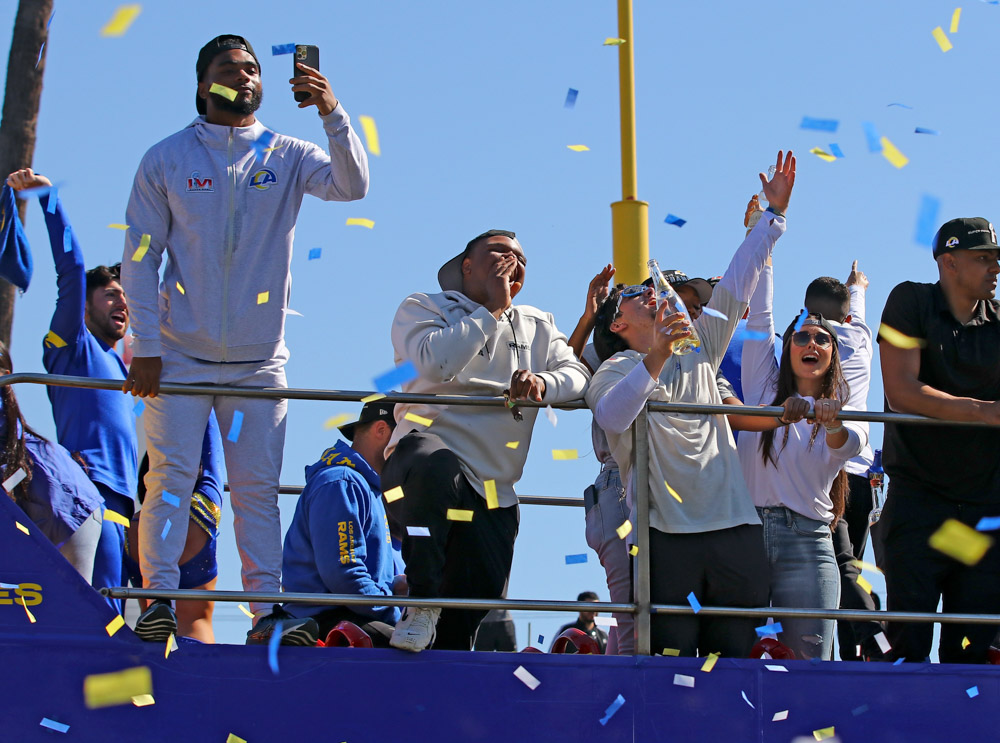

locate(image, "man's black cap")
(338, 401), (397, 442)
(195, 35), (260, 115)
(933, 217), (999, 259)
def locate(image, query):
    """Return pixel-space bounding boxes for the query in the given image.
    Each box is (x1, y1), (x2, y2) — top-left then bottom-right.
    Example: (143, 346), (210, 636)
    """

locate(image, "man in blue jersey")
(278, 401), (401, 647)
(7, 168), (137, 614)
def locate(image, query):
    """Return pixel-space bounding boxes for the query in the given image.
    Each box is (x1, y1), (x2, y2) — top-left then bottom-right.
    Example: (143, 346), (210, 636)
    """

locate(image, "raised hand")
(744, 194), (761, 228)
(6, 168), (50, 191)
(583, 264), (615, 320)
(289, 62), (339, 115)
(759, 150), (795, 214)
(846, 259), (869, 290)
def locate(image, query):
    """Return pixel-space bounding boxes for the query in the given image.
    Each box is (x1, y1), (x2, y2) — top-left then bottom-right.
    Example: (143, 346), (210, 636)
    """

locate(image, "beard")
(213, 86), (263, 116)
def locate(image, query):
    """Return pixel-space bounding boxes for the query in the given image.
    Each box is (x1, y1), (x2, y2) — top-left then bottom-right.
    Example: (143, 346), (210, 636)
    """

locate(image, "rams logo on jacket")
(249, 168), (278, 191)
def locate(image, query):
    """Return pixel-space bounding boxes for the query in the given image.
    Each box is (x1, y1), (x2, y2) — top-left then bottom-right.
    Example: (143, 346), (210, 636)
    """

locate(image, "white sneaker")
(390, 607), (441, 652)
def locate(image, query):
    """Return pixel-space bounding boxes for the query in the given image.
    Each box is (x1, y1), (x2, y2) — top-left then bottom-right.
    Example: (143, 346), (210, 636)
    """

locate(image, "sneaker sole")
(279, 624), (319, 647)
(134, 616), (177, 643)
(390, 628), (436, 653)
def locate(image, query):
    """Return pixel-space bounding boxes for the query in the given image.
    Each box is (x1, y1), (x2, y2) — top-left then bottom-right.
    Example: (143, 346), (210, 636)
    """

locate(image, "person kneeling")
(276, 402), (402, 647)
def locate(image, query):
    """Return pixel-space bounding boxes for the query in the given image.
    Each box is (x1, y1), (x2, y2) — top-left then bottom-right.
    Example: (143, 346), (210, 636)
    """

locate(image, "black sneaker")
(246, 604), (319, 647)
(134, 601), (177, 643)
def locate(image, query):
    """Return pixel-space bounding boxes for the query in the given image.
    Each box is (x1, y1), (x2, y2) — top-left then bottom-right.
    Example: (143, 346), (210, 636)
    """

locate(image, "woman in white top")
(739, 263), (867, 660)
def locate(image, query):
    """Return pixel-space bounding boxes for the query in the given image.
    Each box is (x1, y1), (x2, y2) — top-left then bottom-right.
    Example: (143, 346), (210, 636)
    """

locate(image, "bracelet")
(824, 423), (844, 434)
(766, 206), (786, 218)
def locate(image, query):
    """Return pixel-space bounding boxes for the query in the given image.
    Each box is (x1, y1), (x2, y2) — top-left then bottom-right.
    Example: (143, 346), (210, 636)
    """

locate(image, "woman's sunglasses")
(792, 330), (833, 348)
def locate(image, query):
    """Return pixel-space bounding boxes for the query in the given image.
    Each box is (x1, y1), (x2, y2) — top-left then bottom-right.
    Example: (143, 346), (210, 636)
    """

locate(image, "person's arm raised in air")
(741, 256), (778, 408)
(568, 264), (615, 365)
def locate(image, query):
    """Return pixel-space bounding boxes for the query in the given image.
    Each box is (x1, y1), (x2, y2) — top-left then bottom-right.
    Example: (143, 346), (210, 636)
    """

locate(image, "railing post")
(633, 404), (651, 655)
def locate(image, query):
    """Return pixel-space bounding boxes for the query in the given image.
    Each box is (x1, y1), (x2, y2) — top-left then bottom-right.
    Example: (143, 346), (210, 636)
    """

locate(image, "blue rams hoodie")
(282, 441), (400, 624)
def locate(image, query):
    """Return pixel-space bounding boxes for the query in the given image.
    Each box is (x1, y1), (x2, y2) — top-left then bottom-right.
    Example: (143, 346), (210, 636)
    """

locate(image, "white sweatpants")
(139, 346), (287, 614)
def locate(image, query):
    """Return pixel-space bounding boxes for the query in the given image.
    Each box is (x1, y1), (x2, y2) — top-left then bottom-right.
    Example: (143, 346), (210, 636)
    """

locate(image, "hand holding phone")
(290, 45), (339, 115)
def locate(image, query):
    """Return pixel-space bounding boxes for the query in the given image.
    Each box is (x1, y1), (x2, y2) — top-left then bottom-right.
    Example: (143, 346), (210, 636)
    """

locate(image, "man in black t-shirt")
(878, 217), (1000, 664)
(550, 591), (608, 653)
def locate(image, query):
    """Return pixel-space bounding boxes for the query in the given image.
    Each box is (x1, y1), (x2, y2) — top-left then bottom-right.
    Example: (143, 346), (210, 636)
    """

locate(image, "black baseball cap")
(933, 217), (1000, 259)
(195, 34), (260, 115)
(660, 269), (714, 305)
(338, 401), (397, 442)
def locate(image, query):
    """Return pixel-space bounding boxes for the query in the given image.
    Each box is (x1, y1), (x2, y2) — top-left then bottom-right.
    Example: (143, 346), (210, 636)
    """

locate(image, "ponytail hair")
(0, 342), (44, 504)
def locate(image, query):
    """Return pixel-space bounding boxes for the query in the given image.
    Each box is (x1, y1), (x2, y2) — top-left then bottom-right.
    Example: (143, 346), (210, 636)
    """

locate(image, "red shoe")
(551, 628), (602, 654)
(749, 637), (797, 660)
(323, 621), (374, 648)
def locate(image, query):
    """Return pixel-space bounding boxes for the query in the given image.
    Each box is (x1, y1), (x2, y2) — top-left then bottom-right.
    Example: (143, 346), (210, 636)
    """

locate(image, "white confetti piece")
(594, 616), (618, 627)
(3, 468), (27, 492)
(741, 690), (755, 708)
(764, 664), (788, 672)
(407, 526), (431, 537)
(772, 710), (789, 722)
(673, 673), (695, 688)
(874, 631), (891, 653)
(513, 665), (540, 690)
(544, 405), (557, 427)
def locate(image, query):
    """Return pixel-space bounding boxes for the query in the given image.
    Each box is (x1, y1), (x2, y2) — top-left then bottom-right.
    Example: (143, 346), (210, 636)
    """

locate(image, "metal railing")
(6, 371), (1000, 656)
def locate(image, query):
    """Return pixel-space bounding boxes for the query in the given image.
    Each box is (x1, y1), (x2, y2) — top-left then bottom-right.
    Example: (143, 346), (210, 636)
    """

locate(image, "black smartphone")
(293, 45), (320, 103)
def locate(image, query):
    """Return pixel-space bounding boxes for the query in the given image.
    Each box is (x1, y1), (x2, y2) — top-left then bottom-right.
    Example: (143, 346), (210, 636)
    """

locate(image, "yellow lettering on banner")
(131, 233), (151, 262)
(551, 449), (579, 460)
(84, 666), (153, 709)
(100, 5), (142, 37)
(257, 291), (269, 305)
(700, 652), (720, 672)
(44, 330), (67, 349)
(484, 480), (499, 510)
(404, 413), (433, 427)
(446, 509), (474, 522)
(878, 323), (925, 350)
(383, 486), (404, 503)
(567, 145), (590, 152)
(615, 520), (632, 539)
(932, 26), (953, 52)
(209, 83), (238, 101)
(104, 510), (130, 528)
(358, 115), (381, 156)
(105, 615), (125, 637)
(880, 137), (909, 169)
(929, 518), (993, 565)
(346, 218), (375, 229)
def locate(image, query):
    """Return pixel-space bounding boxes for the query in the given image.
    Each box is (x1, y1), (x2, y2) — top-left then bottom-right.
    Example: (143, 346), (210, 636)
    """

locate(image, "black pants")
(835, 473), (882, 660)
(473, 616), (518, 652)
(382, 432), (519, 651)
(648, 524), (768, 657)
(882, 484), (1000, 663)
(313, 607), (394, 648)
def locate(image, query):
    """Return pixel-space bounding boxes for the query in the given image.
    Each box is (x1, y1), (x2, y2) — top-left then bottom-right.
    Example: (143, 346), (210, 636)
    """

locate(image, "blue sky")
(0, 0), (991, 645)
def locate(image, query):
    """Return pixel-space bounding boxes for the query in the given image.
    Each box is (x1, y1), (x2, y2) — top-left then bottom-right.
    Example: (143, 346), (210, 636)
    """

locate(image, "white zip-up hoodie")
(386, 291), (591, 508)
(122, 106), (368, 363)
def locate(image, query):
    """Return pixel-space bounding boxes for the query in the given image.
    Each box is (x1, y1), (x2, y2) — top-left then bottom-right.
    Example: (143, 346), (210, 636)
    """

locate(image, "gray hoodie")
(122, 105), (369, 363)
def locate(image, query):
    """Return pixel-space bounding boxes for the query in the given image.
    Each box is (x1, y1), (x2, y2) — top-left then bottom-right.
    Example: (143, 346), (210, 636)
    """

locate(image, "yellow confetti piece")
(662, 648), (680, 656)
(700, 652), (720, 672)
(929, 518), (993, 566)
(358, 115), (380, 156)
(257, 291), (269, 305)
(15, 521), (29, 534)
(383, 486), (405, 503)
(324, 414), (351, 430)
(878, 323), (926, 350)
(665, 481), (683, 503)
(552, 449), (579, 460)
(505, 441), (520, 449)
(131, 233), (151, 262)
(175, 282), (185, 295)
(813, 727), (836, 741)
(84, 666), (152, 709)
(962, 636), (971, 649)
(567, 145), (590, 152)
(165, 633), (177, 658)
(103, 509), (130, 527)
(446, 509), (474, 522)
(629, 545), (639, 556)
(238, 604), (255, 619)
(951, 7), (961, 33)
(22, 600), (36, 623)
(856, 575), (873, 594)
(346, 218), (375, 229)
(810, 147), (837, 163)
(484, 479), (499, 510)
(404, 413), (433, 427)
(131, 694), (155, 707)
(361, 393), (386, 403)
(227, 735), (248, 743)
(100, 4), (141, 37)
(44, 330), (67, 349)
(209, 82), (238, 102)
(603, 37), (626, 46)
(880, 137), (909, 169)
(105, 615), (125, 637)
(932, 26), (953, 53)
(107, 223), (129, 230)
(615, 520), (632, 539)
(851, 558), (883, 574)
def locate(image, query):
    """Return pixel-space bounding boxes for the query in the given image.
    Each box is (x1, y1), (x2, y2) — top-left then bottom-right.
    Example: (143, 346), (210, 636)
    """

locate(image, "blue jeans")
(757, 506), (840, 660)
(584, 466), (633, 654)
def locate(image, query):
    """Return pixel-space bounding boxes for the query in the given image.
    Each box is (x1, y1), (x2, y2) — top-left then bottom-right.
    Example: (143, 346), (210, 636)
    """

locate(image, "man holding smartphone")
(121, 34), (369, 644)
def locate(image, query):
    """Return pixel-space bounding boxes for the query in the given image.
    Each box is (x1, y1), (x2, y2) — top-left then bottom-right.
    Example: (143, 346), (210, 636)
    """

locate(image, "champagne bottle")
(648, 259), (701, 356)
(745, 164), (776, 235)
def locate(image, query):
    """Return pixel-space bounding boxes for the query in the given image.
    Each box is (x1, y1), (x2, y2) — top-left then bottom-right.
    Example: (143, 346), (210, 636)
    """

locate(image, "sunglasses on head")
(792, 330), (833, 348)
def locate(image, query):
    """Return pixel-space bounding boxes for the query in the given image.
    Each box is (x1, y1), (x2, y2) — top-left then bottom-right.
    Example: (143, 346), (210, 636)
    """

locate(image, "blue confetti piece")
(18, 184), (56, 199)
(664, 214), (687, 227)
(862, 121), (882, 153)
(272, 43), (295, 55)
(133, 399), (145, 417)
(829, 143), (845, 158)
(251, 130), (275, 161)
(975, 516), (1000, 531)
(565, 553), (588, 564)
(39, 718), (69, 733)
(564, 88), (578, 108)
(161, 519), (172, 540)
(793, 308), (809, 332)
(914, 127), (939, 135)
(46, 187), (57, 214)
(47, 10), (54, 28)
(308, 247), (322, 260)
(537, 634), (544, 644)
(63, 226), (72, 253)
(599, 694), (625, 726)
(35, 42), (44, 69)
(967, 686), (979, 698)
(373, 360), (419, 393)
(755, 622), (782, 637)
(893, 657), (905, 665)
(852, 704), (870, 716)
(162, 491), (180, 508)
(914, 195), (941, 248)
(800, 116), (839, 132)
(687, 592), (701, 614)
(268, 620), (283, 674)
(887, 102), (913, 109)
(742, 329), (772, 341)
(227, 410), (244, 443)
(700, 307), (728, 321)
